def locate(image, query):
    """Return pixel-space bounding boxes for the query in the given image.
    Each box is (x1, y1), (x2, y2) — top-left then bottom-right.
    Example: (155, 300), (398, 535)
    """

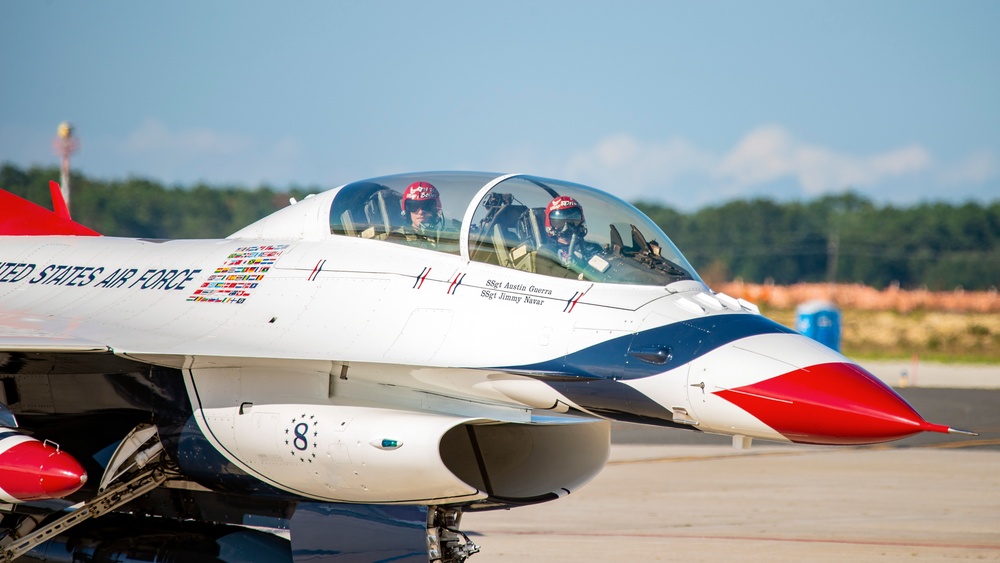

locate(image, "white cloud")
(939, 149), (999, 186)
(716, 125), (932, 194)
(561, 133), (715, 201)
(559, 125), (943, 204)
(716, 125), (795, 187)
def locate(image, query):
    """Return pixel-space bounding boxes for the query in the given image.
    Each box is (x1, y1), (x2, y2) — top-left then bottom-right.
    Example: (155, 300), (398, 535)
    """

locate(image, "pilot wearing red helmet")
(395, 181), (454, 250)
(537, 195), (604, 278)
(401, 182), (442, 232)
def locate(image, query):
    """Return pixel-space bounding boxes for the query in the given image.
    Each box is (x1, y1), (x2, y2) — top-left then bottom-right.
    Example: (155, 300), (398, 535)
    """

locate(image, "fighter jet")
(0, 172), (972, 562)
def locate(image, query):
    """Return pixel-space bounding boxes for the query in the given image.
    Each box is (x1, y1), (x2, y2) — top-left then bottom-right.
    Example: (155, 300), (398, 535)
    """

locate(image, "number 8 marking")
(293, 423), (309, 451)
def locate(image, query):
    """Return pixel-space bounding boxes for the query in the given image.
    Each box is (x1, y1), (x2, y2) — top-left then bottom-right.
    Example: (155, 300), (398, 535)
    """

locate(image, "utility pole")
(826, 232), (840, 283)
(52, 122), (79, 212)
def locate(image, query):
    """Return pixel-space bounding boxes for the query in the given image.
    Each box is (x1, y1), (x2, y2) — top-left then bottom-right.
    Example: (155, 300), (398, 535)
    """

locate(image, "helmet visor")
(549, 207), (583, 230)
(405, 199), (438, 214)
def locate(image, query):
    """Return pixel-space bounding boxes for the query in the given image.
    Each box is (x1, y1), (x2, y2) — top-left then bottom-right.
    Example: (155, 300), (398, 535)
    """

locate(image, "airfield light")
(52, 121), (80, 212)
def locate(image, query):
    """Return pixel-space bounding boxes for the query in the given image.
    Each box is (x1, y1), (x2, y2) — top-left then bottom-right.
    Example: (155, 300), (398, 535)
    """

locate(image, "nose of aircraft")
(715, 360), (974, 444)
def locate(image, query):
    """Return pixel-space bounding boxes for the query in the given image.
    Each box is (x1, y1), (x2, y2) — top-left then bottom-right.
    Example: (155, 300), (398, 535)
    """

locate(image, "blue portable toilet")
(795, 300), (841, 351)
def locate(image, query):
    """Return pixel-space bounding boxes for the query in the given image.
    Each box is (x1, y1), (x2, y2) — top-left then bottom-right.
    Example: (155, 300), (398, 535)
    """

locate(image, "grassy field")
(762, 307), (1000, 364)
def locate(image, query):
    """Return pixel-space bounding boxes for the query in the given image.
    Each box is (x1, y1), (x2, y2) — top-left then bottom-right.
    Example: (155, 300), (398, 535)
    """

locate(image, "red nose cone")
(0, 439), (88, 501)
(714, 362), (947, 445)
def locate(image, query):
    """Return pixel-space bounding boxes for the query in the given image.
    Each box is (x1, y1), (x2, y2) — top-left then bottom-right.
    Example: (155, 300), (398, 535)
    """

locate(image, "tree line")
(1, 164), (312, 240)
(635, 193), (1000, 291)
(4, 163), (998, 291)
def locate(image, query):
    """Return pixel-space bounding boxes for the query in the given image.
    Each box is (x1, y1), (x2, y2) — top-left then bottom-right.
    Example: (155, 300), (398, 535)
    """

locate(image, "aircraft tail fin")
(48, 180), (73, 220)
(0, 181), (101, 236)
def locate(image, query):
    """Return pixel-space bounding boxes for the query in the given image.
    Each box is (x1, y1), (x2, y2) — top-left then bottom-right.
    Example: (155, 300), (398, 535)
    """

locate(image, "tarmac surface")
(463, 362), (1000, 562)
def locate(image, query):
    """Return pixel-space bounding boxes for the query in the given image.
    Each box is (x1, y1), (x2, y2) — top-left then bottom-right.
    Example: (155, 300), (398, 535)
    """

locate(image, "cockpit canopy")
(329, 172), (702, 287)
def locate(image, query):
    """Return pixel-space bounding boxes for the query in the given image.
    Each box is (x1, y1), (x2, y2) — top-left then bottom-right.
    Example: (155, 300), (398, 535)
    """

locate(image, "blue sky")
(2, 1), (998, 209)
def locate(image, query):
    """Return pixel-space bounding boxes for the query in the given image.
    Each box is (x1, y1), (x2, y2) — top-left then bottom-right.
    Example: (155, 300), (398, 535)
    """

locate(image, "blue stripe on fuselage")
(506, 313), (795, 380)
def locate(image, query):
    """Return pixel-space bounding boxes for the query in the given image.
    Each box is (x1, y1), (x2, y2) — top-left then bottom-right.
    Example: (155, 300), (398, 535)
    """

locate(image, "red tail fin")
(48, 180), (72, 220)
(0, 183), (100, 236)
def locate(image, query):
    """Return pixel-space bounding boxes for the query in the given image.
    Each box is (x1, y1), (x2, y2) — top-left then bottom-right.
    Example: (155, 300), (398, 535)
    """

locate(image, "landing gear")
(1, 425), (173, 562)
(427, 506), (479, 563)
(2, 423), (484, 563)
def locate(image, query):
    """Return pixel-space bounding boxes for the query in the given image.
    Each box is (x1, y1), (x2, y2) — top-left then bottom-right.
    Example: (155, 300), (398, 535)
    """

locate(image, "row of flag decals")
(188, 244), (288, 304)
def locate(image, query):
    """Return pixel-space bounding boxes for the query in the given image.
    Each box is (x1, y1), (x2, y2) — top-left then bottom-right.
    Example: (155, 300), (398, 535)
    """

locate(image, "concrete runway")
(464, 385), (1000, 561)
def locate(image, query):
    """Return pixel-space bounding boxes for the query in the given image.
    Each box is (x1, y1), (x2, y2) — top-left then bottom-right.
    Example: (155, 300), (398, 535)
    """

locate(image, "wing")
(0, 183), (100, 236)
(0, 310), (607, 562)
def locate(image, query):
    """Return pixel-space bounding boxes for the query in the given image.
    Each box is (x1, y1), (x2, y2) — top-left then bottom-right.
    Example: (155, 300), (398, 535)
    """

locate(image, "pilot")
(536, 196), (604, 278)
(395, 181), (455, 251)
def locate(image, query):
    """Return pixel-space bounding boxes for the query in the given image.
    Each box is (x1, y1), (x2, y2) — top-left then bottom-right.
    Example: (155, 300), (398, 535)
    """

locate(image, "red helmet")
(545, 196), (587, 239)
(401, 181), (441, 214)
